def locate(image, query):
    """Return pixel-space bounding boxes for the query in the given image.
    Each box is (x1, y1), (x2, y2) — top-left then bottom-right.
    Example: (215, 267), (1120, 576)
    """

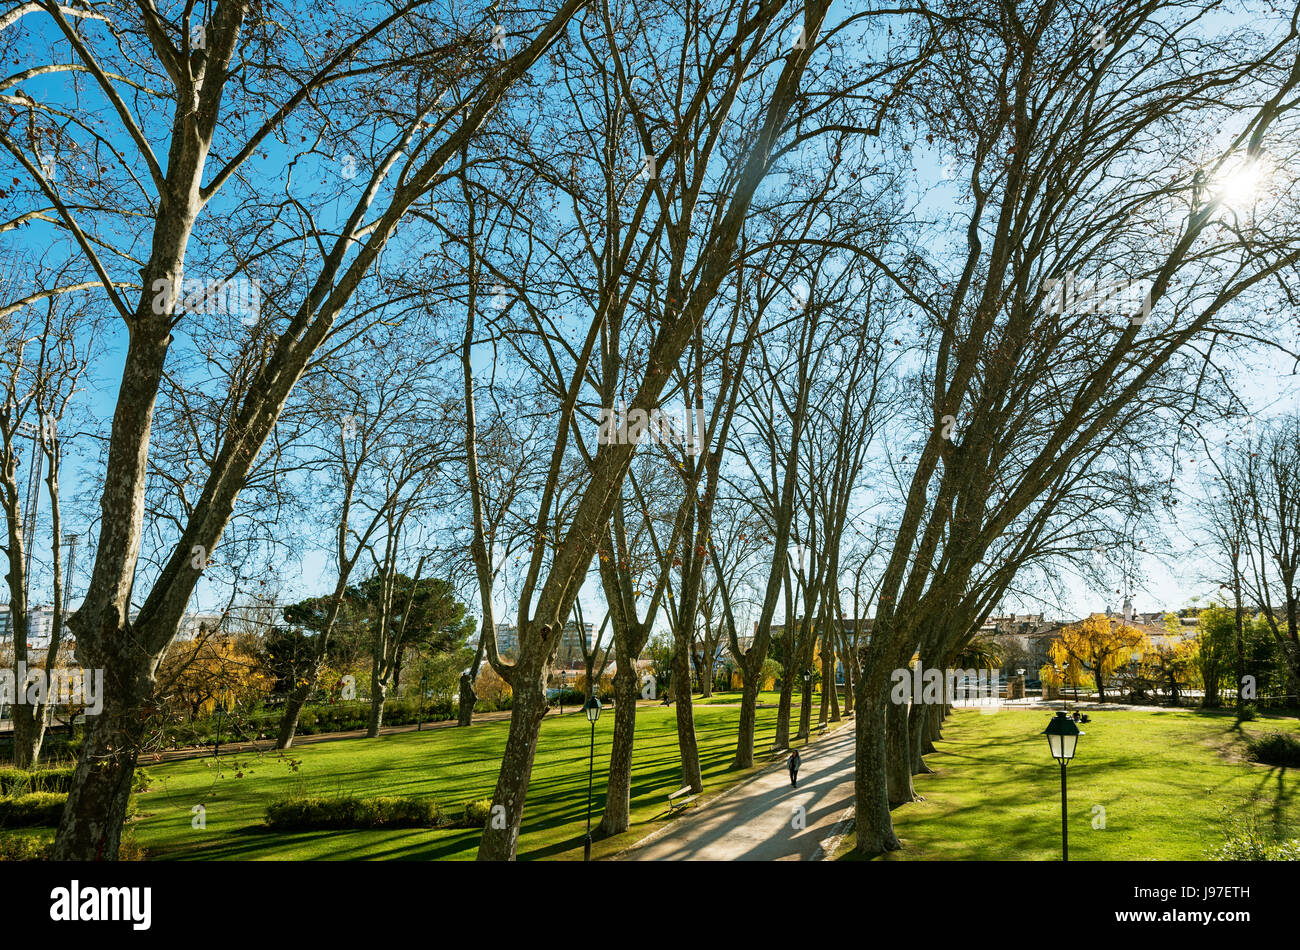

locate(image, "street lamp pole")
(582, 695), (602, 861)
(1059, 756), (1069, 862)
(1042, 711), (1083, 862)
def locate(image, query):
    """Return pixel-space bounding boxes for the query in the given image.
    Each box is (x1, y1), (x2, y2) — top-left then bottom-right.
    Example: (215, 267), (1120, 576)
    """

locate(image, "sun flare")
(1209, 155), (1269, 210)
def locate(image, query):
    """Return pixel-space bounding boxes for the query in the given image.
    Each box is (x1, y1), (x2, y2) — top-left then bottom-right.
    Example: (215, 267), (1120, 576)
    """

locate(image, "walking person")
(788, 749), (801, 788)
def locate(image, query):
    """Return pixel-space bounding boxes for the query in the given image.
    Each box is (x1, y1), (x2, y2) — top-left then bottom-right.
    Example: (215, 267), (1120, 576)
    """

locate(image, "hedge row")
(0, 834), (51, 861)
(0, 790), (141, 829)
(163, 695), (513, 748)
(0, 766), (75, 795)
(293, 698), (458, 736)
(266, 795), (440, 829)
(0, 793), (67, 828)
(0, 735), (82, 765)
(0, 831), (146, 861)
(0, 767), (151, 798)
(265, 795), (494, 831)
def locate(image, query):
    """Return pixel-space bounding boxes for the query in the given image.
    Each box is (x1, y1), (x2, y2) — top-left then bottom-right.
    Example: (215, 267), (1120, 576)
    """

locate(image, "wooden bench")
(666, 786), (698, 813)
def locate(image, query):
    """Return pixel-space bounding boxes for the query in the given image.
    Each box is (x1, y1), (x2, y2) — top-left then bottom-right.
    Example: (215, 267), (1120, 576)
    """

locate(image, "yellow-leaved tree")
(158, 633), (273, 720)
(1147, 637), (1199, 704)
(1048, 614), (1148, 703)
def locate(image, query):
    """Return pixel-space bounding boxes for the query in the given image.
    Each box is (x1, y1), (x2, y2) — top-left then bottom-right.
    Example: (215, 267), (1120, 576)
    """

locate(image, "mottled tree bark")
(819, 647), (832, 725)
(598, 659), (640, 834)
(733, 669), (762, 769)
(276, 681), (312, 749)
(366, 677), (387, 737)
(797, 669), (814, 740)
(909, 700), (934, 774)
(773, 624), (796, 750)
(923, 698), (941, 750)
(853, 675), (900, 855)
(885, 696), (917, 805)
(670, 635), (704, 793)
(476, 646), (549, 861)
(457, 671), (478, 727)
(51, 623), (160, 860)
(841, 649), (855, 717)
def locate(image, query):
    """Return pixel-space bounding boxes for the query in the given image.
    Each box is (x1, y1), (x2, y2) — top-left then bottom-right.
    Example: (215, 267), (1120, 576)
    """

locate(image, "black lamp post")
(559, 670), (567, 715)
(1042, 711), (1083, 861)
(582, 694), (602, 861)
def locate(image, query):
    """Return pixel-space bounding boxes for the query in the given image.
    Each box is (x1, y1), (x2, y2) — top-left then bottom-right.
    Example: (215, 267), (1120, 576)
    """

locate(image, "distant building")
(0, 603), (226, 651)
(0, 604), (65, 650)
(174, 612), (232, 640)
(492, 620), (598, 669)
(750, 616), (872, 687)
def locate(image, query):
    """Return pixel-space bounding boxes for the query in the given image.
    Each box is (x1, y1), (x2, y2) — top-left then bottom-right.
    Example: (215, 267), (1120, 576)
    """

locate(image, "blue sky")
(6, 1), (1298, 642)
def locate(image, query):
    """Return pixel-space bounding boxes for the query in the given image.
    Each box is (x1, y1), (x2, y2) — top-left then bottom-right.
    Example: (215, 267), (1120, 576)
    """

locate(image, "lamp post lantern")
(1042, 711), (1083, 861)
(582, 694), (602, 861)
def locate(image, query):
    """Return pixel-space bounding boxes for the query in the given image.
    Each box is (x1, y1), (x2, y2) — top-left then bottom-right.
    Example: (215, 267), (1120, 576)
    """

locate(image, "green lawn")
(115, 701), (810, 861)
(16, 701), (1291, 861)
(694, 690), (788, 705)
(692, 688), (848, 706)
(836, 706), (1300, 860)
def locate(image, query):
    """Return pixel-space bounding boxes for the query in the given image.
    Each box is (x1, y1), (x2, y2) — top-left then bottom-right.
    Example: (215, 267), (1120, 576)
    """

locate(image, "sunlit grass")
(123, 702), (805, 861)
(837, 706), (1300, 860)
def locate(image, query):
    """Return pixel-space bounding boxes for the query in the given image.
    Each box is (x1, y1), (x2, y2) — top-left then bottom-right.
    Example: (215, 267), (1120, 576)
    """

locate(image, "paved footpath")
(619, 721), (856, 861)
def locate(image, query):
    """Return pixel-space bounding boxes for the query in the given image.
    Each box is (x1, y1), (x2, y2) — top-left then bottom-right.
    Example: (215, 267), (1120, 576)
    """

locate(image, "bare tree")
(0, 260), (99, 766)
(850, 1), (1300, 855)
(4, 0), (588, 858)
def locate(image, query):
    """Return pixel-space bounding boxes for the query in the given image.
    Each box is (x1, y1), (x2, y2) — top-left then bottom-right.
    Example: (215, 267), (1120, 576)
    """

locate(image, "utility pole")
(17, 419), (43, 606)
(62, 532), (78, 636)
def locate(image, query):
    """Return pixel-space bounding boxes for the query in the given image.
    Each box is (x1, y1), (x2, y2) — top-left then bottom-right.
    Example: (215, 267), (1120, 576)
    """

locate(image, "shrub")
(0, 792), (67, 827)
(462, 799), (493, 827)
(118, 829), (148, 862)
(1245, 731), (1300, 767)
(0, 833), (51, 861)
(550, 688), (586, 708)
(1204, 805), (1300, 860)
(133, 768), (154, 793)
(474, 666), (511, 706)
(382, 698), (456, 726)
(1205, 829), (1300, 860)
(0, 766), (76, 796)
(1238, 703), (1259, 721)
(265, 795), (439, 830)
(0, 828), (143, 861)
